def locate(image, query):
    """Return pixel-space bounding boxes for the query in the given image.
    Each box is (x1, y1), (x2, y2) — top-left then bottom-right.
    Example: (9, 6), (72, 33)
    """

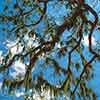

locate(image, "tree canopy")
(0, 0), (100, 100)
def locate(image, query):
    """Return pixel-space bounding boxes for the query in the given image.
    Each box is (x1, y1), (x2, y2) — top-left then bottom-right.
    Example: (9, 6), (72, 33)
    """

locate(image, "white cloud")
(55, 43), (61, 49)
(10, 60), (26, 80)
(23, 34), (39, 48)
(0, 50), (3, 64)
(6, 40), (23, 56)
(0, 81), (3, 89)
(82, 35), (96, 47)
(15, 91), (24, 97)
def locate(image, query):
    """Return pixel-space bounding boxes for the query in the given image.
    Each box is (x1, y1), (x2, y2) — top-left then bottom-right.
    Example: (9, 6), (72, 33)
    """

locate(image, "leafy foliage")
(0, 0), (100, 100)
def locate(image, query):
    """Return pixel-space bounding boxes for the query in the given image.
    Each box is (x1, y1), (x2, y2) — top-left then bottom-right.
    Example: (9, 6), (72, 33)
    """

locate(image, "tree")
(0, 0), (100, 100)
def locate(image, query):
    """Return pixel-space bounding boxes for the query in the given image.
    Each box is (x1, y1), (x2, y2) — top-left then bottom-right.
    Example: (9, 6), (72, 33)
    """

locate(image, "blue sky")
(0, 0), (100, 100)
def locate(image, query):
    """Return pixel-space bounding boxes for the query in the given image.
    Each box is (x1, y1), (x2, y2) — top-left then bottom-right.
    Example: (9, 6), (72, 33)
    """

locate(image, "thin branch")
(72, 54), (97, 95)
(45, 58), (68, 74)
(67, 22), (83, 70)
(25, 0), (48, 27)
(0, 40), (54, 72)
(83, 4), (100, 57)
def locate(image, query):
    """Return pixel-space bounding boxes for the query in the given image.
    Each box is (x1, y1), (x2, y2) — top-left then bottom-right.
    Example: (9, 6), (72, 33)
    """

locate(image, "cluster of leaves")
(0, 0), (100, 100)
